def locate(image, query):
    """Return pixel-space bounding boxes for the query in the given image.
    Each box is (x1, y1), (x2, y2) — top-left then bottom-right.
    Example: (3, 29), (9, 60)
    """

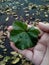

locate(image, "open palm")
(7, 22), (49, 65)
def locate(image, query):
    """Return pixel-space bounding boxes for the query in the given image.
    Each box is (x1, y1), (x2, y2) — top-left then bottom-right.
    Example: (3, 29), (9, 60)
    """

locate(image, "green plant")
(10, 21), (40, 50)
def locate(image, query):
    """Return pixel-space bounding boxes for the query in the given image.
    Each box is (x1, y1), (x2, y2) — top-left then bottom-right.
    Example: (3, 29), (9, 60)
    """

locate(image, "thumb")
(38, 22), (49, 33)
(10, 42), (34, 61)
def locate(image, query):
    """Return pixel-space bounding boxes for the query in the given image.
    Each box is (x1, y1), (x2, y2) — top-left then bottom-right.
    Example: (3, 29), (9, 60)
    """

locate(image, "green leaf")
(28, 27), (40, 47)
(14, 32), (33, 50)
(28, 26), (40, 36)
(10, 21), (40, 50)
(13, 20), (27, 31)
(27, 26), (40, 39)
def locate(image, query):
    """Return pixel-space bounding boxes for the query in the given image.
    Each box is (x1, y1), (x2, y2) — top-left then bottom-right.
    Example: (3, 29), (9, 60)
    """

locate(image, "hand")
(7, 22), (49, 65)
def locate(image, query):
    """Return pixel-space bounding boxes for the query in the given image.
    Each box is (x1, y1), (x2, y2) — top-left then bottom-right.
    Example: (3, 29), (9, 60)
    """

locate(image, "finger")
(38, 33), (49, 46)
(10, 42), (34, 61)
(38, 22), (49, 33)
(40, 47), (49, 65)
(33, 43), (47, 65)
(33, 25), (44, 37)
(10, 42), (21, 52)
(38, 29), (44, 37)
(7, 26), (13, 32)
(28, 47), (34, 51)
(19, 50), (34, 61)
(7, 26), (13, 38)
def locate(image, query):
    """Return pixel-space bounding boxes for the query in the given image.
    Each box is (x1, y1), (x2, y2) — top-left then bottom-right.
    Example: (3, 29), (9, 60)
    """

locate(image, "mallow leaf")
(13, 20), (27, 31)
(10, 21), (40, 50)
(14, 32), (33, 50)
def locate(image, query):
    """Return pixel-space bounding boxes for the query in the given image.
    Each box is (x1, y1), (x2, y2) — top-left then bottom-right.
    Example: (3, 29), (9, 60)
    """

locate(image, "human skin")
(7, 22), (49, 65)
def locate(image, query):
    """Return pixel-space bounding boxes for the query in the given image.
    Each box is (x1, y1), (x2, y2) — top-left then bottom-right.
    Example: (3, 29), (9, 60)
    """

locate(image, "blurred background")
(0, 0), (49, 65)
